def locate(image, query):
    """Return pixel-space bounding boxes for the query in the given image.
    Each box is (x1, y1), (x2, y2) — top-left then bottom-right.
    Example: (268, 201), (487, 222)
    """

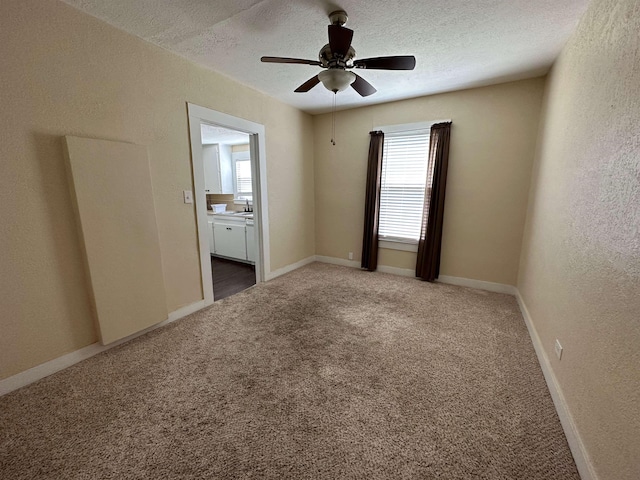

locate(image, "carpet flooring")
(0, 263), (579, 479)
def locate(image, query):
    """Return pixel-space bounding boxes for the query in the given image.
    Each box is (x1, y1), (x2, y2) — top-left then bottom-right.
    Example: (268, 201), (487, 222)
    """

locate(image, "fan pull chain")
(330, 92), (337, 146)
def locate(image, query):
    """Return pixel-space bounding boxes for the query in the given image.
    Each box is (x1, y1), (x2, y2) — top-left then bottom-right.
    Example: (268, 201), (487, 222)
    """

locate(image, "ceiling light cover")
(318, 69), (356, 93)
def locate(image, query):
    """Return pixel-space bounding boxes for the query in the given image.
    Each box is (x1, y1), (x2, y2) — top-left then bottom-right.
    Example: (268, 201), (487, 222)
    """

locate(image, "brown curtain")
(416, 122), (452, 281)
(361, 131), (384, 271)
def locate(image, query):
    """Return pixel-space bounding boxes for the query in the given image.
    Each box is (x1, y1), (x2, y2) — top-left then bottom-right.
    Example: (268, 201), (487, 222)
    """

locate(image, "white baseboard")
(0, 299), (207, 397)
(265, 255), (316, 281)
(314, 256), (517, 295)
(515, 292), (597, 480)
(314, 255), (421, 279)
(166, 299), (208, 323)
(438, 275), (517, 295)
(314, 255), (360, 268)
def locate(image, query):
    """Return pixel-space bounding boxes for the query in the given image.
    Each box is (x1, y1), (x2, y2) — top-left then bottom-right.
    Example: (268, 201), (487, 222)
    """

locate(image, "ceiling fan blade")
(328, 25), (354, 57)
(294, 75), (321, 93)
(353, 56), (416, 70)
(261, 56), (322, 66)
(351, 74), (376, 97)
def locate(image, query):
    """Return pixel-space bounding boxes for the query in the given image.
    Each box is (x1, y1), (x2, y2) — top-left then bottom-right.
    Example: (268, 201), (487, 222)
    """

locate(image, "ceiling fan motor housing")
(329, 10), (348, 26)
(319, 44), (355, 68)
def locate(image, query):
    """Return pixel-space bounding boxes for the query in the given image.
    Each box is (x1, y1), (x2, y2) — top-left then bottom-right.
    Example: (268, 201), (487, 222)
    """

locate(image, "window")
(378, 126), (431, 247)
(232, 152), (252, 201)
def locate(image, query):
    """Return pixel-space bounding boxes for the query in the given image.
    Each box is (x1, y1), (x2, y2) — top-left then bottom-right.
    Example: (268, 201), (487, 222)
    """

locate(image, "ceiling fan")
(261, 10), (416, 97)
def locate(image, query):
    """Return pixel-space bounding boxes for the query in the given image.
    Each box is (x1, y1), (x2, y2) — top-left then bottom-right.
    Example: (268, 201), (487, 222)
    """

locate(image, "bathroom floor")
(211, 256), (256, 301)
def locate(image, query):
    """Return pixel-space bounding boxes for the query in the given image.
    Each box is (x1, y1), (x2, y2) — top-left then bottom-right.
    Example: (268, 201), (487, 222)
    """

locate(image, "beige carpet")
(0, 263), (579, 479)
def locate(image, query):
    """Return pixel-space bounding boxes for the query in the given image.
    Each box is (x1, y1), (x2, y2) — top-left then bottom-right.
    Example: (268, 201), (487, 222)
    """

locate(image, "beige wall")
(314, 79), (545, 285)
(0, 0), (314, 379)
(518, 1), (640, 478)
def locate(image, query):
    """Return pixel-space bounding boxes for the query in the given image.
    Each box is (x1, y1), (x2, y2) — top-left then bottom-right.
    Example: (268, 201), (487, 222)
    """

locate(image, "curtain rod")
(373, 119), (452, 134)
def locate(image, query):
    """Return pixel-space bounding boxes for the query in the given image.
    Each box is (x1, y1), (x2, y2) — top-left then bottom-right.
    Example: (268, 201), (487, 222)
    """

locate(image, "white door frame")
(187, 103), (270, 305)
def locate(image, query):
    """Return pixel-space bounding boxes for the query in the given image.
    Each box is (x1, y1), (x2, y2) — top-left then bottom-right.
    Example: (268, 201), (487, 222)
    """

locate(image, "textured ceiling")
(201, 124), (249, 145)
(61, 0), (590, 114)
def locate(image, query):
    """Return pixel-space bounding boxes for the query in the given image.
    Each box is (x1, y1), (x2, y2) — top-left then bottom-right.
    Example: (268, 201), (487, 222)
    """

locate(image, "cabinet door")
(203, 144), (221, 193)
(213, 223), (247, 260)
(208, 221), (215, 254)
(218, 144), (234, 194)
(246, 225), (256, 262)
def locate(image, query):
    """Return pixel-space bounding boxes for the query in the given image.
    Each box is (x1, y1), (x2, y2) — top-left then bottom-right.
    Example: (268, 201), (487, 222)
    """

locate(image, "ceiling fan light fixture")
(318, 69), (356, 93)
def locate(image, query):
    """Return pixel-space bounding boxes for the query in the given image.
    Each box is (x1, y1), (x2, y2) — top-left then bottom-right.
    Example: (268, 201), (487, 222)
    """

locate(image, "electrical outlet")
(183, 190), (193, 204)
(348, 252), (353, 260)
(554, 339), (563, 360)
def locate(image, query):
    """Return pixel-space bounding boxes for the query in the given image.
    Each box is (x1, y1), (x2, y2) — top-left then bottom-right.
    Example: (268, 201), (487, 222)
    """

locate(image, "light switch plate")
(183, 190), (193, 204)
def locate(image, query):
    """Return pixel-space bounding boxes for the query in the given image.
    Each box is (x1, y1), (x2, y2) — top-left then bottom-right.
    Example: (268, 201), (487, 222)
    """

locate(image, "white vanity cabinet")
(212, 216), (247, 260)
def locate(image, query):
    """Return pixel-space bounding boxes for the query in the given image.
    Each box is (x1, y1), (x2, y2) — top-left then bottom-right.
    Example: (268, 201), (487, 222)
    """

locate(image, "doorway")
(187, 104), (270, 305)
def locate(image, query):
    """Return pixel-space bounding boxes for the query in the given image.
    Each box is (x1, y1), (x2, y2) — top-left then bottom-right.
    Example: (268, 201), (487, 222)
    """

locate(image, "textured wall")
(314, 79), (545, 285)
(0, 0), (315, 379)
(518, 0), (640, 478)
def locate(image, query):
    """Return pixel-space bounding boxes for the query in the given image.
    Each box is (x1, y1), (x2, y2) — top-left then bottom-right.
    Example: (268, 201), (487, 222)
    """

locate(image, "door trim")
(187, 104), (269, 305)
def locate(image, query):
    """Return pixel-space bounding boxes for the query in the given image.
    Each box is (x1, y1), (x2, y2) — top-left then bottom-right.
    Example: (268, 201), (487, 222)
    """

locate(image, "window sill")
(379, 239), (418, 252)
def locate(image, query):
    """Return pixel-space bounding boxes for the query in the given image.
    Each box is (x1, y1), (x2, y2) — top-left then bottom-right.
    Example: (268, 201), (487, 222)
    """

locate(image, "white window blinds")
(235, 159), (252, 194)
(379, 131), (430, 242)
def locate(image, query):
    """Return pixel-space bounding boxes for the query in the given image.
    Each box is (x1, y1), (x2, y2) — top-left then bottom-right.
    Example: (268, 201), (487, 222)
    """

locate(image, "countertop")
(207, 211), (254, 219)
